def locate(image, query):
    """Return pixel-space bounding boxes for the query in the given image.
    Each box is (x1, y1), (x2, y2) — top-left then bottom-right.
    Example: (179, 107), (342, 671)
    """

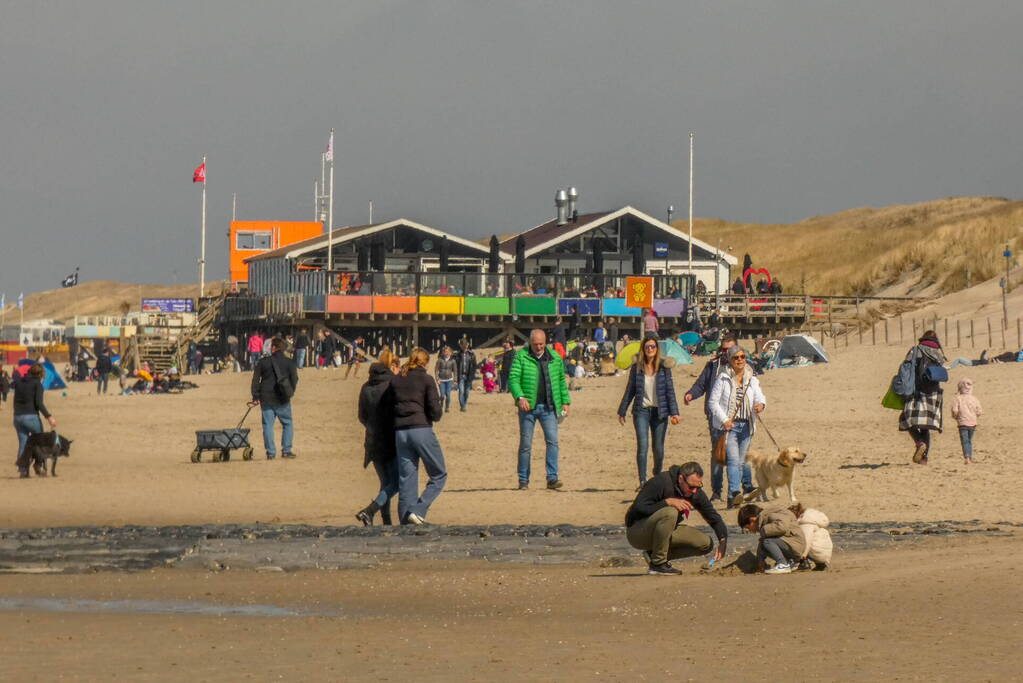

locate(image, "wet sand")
(0, 534), (1020, 681)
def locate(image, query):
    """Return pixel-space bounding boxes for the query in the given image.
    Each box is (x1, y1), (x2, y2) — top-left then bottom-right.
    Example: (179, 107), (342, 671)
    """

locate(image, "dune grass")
(684, 197), (1023, 296)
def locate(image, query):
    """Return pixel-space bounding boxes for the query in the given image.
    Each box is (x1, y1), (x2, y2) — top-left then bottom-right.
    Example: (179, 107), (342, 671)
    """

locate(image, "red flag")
(193, 161), (206, 184)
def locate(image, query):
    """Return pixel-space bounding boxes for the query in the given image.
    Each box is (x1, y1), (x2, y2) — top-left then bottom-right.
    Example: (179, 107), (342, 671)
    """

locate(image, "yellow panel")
(418, 296), (463, 314)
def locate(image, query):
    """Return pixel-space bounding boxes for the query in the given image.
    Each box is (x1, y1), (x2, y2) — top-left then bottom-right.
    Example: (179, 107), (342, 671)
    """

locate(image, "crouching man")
(625, 461), (727, 575)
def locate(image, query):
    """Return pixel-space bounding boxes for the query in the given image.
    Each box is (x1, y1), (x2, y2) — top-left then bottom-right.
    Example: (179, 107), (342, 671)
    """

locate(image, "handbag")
(714, 380), (744, 465)
(881, 386), (905, 410)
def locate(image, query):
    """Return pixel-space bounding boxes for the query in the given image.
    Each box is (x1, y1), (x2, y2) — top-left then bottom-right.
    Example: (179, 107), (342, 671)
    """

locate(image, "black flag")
(61, 267), (79, 288)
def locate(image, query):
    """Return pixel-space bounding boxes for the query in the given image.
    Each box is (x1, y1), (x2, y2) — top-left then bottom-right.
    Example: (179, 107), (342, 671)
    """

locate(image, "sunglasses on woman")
(644, 344), (657, 349)
(731, 354), (747, 361)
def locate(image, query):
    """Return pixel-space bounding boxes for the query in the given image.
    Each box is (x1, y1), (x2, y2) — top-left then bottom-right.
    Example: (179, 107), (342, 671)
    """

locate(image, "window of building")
(236, 231), (272, 250)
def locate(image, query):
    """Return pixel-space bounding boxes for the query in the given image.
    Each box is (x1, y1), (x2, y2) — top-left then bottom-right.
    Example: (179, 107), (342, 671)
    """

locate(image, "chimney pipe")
(567, 187), (579, 222)
(555, 189), (569, 226)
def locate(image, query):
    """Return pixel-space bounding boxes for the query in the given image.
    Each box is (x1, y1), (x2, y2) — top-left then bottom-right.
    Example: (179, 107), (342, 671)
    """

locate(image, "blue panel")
(602, 298), (642, 317)
(557, 298), (600, 316)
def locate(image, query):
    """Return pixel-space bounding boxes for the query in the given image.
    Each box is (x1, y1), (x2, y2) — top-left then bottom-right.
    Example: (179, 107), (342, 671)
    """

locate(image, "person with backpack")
(251, 337), (299, 460)
(897, 330), (947, 464)
(354, 348), (400, 525)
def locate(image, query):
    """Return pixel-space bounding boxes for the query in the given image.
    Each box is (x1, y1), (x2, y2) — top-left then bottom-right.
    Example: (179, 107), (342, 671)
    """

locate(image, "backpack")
(890, 348), (918, 399)
(270, 357), (295, 401)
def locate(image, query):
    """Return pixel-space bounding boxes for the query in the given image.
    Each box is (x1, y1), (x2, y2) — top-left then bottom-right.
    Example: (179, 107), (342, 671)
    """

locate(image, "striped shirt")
(734, 380), (752, 421)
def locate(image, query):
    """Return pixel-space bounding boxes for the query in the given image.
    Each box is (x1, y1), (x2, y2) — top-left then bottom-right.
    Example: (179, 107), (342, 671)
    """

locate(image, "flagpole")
(688, 132), (694, 277)
(327, 128), (335, 271)
(200, 154), (207, 298)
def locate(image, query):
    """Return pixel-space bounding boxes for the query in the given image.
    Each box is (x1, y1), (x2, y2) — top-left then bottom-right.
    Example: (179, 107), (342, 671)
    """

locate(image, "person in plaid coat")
(899, 330), (946, 464)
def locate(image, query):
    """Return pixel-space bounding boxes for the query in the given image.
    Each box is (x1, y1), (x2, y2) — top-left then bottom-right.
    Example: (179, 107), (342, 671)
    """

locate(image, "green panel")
(464, 297), (510, 315)
(513, 297), (557, 316)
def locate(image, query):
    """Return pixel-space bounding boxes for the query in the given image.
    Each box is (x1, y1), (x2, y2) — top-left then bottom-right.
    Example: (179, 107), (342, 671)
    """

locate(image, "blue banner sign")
(654, 242), (669, 257)
(142, 298), (195, 313)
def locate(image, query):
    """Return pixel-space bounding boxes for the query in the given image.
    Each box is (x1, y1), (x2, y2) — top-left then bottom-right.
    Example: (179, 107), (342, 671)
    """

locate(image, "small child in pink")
(949, 378), (982, 464)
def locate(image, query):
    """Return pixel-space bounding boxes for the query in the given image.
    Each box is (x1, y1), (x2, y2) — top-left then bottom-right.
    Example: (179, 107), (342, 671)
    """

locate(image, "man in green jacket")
(508, 329), (571, 490)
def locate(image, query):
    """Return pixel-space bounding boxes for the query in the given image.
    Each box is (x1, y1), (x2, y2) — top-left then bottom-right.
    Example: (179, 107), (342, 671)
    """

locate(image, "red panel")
(326, 295), (373, 313)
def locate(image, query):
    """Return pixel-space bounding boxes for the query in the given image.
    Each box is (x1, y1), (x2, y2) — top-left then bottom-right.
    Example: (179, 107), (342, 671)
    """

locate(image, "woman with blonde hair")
(617, 335), (680, 488)
(709, 345), (766, 507)
(388, 348), (446, 524)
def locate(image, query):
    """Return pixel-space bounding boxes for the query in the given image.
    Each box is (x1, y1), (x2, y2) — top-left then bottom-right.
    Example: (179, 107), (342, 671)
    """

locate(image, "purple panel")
(653, 299), (686, 317)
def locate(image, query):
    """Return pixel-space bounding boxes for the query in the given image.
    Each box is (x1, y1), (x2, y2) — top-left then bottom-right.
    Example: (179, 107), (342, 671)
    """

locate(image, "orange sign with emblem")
(625, 276), (653, 309)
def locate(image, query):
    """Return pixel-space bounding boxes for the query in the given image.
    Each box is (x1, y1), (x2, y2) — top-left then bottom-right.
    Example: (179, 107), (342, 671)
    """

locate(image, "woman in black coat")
(354, 349), (400, 525)
(13, 364), (57, 477)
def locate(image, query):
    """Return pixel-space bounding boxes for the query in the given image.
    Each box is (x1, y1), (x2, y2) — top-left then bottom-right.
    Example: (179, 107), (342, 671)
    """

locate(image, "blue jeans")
(947, 357), (973, 369)
(14, 414), (44, 470)
(458, 378), (471, 409)
(396, 427), (447, 522)
(959, 426), (976, 458)
(758, 537), (798, 565)
(633, 406), (667, 485)
(261, 402), (294, 457)
(372, 457), (400, 507)
(294, 348), (307, 369)
(725, 420), (754, 497)
(517, 403), (559, 484)
(438, 380), (453, 412)
(708, 425), (724, 497)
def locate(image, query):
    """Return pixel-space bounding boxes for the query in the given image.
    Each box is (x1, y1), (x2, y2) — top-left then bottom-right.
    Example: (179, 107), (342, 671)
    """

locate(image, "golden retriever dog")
(746, 447), (807, 502)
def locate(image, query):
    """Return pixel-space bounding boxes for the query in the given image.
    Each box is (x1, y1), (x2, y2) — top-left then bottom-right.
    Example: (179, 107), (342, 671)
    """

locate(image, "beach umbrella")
(659, 339), (693, 365)
(488, 235), (500, 274)
(439, 236), (450, 271)
(615, 341), (642, 369)
(515, 235), (526, 274)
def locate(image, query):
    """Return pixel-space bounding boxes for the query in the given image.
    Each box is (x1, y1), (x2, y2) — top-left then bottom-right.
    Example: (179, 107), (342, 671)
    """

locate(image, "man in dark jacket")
(95, 349), (113, 395)
(683, 333), (737, 501)
(498, 339), (515, 393)
(625, 461), (727, 575)
(293, 328), (310, 369)
(251, 337), (299, 459)
(455, 339), (477, 412)
(354, 360), (397, 525)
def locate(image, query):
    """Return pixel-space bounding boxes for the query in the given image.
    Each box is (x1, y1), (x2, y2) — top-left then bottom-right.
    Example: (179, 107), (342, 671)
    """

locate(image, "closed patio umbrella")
(439, 236), (450, 271)
(488, 235), (500, 273)
(515, 235), (526, 274)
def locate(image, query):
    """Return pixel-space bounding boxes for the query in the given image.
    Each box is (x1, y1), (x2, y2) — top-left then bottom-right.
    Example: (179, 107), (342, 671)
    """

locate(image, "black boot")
(355, 501), (381, 526)
(379, 501), (393, 526)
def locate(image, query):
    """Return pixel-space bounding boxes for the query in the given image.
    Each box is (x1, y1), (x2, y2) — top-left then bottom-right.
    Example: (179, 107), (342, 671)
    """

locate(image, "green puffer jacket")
(508, 346), (571, 413)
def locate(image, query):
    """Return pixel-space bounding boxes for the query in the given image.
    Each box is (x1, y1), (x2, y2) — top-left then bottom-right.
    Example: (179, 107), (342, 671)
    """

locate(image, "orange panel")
(372, 296), (417, 314)
(326, 295), (373, 313)
(230, 220), (323, 283)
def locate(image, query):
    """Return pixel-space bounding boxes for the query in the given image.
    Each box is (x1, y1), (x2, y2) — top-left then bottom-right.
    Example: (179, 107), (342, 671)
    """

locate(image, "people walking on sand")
(355, 348), (401, 525)
(684, 333), (738, 502)
(551, 317), (568, 358)
(251, 337), (299, 460)
(899, 330), (947, 464)
(950, 378), (982, 464)
(509, 329), (571, 490)
(617, 335), (681, 488)
(95, 347), (113, 395)
(642, 308), (659, 339)
(246, 331), (263, 371)
(345, 336), (366, 379)
(389, 348), (446, 525)
(435, 346), (456, 412)
(455, 338), (477, 412)
(13, 363), (57, 478)
(318, 329), (338, 369)
(624, 461), (727, 576)
(709, 344), (766, 507)
(293, 328), (310, 369)
(0, 368), (10, 405)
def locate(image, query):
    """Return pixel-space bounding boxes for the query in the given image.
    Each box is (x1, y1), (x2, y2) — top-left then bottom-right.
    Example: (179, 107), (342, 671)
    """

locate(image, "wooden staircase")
(138, 292), (227, 371)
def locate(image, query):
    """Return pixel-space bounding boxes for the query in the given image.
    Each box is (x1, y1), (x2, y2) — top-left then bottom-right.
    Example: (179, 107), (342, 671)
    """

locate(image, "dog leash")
(756, 413), (781, 451)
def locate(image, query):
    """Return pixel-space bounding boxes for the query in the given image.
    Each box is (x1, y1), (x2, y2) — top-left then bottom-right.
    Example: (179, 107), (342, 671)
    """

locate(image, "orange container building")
(229, 221), (323, 285)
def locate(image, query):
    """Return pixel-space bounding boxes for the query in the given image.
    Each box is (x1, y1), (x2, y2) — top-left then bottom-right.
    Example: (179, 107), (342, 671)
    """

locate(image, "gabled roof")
(245, 219), (512, 263)
(502, 206), (738, 264)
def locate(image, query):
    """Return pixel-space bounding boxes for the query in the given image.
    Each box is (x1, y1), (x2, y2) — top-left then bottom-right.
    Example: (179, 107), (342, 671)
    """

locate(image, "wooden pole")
(899, 314), (904, 344)
(871, 322), (876, 346)
(987, 318), (992, 347)
(944, 318), (949, 348)
(1018, 318), (1021, 350)
(884, 318), (889, 345)
(1002, 320), (1006, 349)
(970, 319), (975, 349)
(956, 319), (961, 349)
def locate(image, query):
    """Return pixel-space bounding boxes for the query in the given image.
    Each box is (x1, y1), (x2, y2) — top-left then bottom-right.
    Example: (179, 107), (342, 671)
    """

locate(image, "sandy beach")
(1, 340), (1019, 529)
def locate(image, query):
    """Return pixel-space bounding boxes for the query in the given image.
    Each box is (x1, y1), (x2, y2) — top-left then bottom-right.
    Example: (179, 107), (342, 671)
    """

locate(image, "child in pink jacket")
(949, 378), (982, 464)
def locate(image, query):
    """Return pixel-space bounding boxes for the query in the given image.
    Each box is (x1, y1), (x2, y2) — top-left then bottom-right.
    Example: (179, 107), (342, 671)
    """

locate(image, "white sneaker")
(407, 512), (425, 525)
(765, 562), (793, 575)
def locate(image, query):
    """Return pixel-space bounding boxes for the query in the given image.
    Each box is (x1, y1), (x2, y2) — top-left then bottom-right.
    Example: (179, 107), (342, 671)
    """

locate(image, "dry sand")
(0, 534), (1021, 680)
(1, 340), (1020, 529)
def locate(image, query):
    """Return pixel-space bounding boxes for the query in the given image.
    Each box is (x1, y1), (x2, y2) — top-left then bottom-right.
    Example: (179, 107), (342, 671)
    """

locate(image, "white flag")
(17, 292), (23, 309)
(325, 129), (334, 162)
(0, 293), (4, 309)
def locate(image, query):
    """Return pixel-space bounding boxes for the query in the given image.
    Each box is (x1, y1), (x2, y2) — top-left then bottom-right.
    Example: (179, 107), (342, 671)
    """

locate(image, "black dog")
(20, 432), (72, 477)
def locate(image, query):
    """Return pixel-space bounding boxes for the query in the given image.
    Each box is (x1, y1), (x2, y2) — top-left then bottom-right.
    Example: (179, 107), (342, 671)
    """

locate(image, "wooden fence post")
(899, 315), (904, 344)
(1018, 318), (1021, 350)
(1002, 320), (1006, 349)
(987, 318), (992, 347)
(944, 318), (949, 347)
(957, 319), (961, 348)
(884, 318), (889, 345)
(970, 319), (975, 349)
(871, 322), (876, 346)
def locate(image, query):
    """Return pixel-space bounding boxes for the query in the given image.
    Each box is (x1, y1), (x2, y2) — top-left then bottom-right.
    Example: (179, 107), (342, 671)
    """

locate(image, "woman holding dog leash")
(617, 335), (681, 488)
(709, 345), (766, 507)
(12, 363), (57, 478)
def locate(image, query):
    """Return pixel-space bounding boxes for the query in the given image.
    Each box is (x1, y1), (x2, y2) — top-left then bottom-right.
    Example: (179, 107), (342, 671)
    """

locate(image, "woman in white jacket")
(709, 345), (767, 507)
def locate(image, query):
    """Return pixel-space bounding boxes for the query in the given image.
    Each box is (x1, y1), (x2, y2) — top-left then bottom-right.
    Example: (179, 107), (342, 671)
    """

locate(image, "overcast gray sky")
(2, 1), (1021, 295)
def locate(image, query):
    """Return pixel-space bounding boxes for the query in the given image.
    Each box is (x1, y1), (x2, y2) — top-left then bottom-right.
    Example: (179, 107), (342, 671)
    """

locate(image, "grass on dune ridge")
(683, 196), (1023, 297)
